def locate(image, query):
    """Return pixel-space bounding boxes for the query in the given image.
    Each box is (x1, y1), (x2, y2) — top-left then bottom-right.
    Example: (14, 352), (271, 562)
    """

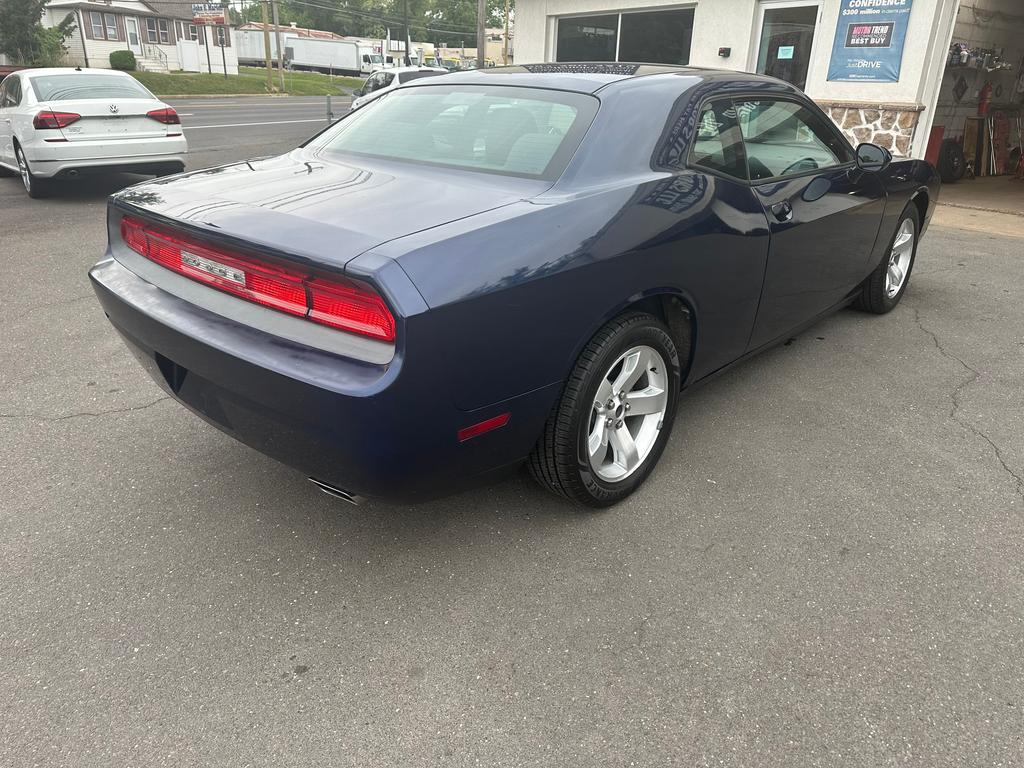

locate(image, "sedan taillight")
(120, 217), (396, 342)
(33, 111), (81, 129)
(146, 107), (180, 125)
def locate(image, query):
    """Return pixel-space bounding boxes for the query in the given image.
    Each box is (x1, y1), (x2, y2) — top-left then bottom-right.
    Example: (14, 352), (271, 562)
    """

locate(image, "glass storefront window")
(619, 9), (694, 65)
(555, 14), (618, 62)
(555, 9), (694, 65)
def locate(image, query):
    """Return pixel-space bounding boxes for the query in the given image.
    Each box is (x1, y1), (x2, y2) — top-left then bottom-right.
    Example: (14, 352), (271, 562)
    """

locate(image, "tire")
(854, 204), (920, 314)
(528, 312), (681, 508)
(938, 138), (965, 183)
(15, 144), (52, 199)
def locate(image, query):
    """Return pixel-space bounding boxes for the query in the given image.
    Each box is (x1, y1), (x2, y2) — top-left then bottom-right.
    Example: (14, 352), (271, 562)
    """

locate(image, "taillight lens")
(120, 216), (395, 342)
(33, 110), (81, 129)
(146, 107), (180, 125)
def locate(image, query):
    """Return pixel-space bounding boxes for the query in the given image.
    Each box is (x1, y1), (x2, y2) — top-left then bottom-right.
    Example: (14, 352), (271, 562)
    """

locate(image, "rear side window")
(30, 73), (153, 102)
(1, 76), (22, 107)
(688, 100), (746, 180)
(315, 85), (599, 180)
(397, 70), (443, 85)
(734, 99), (853, 180)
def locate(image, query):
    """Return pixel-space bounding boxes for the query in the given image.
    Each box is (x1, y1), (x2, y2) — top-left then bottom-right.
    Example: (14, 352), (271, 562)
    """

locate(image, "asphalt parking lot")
(2, 97), (1023, 766)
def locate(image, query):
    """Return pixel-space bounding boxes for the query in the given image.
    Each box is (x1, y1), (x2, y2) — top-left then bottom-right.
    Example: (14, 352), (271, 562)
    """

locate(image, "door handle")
(770, 201), (793, 222)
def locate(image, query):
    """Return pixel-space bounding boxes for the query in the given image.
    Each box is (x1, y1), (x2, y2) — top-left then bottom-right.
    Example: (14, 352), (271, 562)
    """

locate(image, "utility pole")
(503, 0), (510, 64)
(403, 0), (410, 66)
(218, 26), (227, 77)
(476, 0), (486, 68)
(260, 1), (273, 93)
(271, 0), (285, 92)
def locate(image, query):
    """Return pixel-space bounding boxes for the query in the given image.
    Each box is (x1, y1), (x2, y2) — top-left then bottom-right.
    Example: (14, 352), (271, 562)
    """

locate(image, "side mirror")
(856, 143), (891, 172)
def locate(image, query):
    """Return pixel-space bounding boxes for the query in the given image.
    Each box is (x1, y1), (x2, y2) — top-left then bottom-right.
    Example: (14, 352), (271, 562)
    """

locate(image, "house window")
(104, 13), (118, 40)
(188, 24), (200, 41)
(90, 11), (105, 39)
(158, 19), (170, 44)
(555, 8), (695, 65)
(146, 18), (158, 42)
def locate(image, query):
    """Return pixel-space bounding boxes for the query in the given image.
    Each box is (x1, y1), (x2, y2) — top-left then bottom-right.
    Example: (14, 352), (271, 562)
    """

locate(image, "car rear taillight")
(33, 111), (81, 129)
(120, 216), (396, 342)
(146, 107), (180, 125)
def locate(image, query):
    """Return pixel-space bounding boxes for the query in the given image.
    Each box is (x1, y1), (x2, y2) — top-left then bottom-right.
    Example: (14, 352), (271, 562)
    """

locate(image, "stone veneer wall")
(817, 103), (924, 158)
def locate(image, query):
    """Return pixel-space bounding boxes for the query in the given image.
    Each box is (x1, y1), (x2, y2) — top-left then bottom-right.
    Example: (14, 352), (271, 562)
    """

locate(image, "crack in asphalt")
(911, 305), (1024, 503)
(0, 396), (170, 424)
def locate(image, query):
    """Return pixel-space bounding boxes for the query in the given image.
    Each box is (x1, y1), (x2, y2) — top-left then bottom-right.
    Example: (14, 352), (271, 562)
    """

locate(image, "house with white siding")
(42, 0), (238, 74)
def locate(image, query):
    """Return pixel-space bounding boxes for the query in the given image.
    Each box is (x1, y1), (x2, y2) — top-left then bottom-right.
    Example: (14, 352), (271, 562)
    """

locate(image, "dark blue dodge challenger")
(90, 64), (939, 506)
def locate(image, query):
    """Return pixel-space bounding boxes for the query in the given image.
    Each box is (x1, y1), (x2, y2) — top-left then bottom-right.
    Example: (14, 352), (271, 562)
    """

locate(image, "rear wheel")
(854, 204), (919, 314)
(529, 312), (681, 507)
(16, 145), (52, 199)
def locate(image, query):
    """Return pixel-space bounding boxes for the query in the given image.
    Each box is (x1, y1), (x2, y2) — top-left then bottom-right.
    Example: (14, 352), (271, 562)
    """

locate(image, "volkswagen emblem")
(109, 104), (119, 114)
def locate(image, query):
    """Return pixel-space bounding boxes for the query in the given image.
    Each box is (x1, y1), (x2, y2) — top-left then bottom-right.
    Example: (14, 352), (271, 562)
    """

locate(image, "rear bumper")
(26, 136), (187, 178)
(88, 256), (558, 502)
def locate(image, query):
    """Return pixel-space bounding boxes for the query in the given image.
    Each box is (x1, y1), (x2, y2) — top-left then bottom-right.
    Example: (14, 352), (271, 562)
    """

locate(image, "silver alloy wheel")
(587, 345), (669, 483)
(885, 219), (915, 298)
(16, 147), (31, 194)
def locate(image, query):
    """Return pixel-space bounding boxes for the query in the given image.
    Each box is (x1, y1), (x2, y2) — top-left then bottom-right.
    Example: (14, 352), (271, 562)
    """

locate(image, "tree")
(0, 0), (76, 66)
(245, 0), (512, 49)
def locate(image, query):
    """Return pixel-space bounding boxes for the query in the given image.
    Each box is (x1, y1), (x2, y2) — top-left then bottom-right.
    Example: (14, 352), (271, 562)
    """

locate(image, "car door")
(678, 97), (772, 376)
(0, 76), (16, 167)
(737, 96), (886, 349)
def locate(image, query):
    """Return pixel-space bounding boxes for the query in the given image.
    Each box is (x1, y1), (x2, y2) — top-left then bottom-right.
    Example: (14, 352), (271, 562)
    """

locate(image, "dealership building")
(512, 0), (1024, 167)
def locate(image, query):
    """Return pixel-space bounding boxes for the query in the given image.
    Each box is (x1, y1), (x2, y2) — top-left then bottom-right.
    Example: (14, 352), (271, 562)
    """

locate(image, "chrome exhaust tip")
(308, 477), (363, 505)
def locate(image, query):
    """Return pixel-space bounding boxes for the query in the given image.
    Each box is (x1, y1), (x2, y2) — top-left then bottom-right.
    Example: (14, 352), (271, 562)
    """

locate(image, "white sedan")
(0, 67), (187, 198)
(350, 66), (448, 111)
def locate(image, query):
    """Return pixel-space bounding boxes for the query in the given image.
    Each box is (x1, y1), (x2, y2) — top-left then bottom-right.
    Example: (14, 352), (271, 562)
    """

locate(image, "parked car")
(89, 64), (939, 506)
(0, 67), (186, 199)
(350, 66), (448, 110)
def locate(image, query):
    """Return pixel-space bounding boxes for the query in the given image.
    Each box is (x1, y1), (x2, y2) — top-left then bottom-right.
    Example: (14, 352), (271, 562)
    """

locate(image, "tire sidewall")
(878, 205), (920, 311)
(16, 145), (45, 199)
(572, 320), (681, 506)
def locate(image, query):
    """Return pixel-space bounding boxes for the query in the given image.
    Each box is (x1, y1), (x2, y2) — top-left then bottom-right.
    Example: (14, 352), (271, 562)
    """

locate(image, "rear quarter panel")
(372, 172), (770, 411)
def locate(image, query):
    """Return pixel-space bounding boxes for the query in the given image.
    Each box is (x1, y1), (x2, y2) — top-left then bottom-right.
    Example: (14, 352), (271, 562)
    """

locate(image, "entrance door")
(754, 1), (820, 91)
(125, 17), (143, 57)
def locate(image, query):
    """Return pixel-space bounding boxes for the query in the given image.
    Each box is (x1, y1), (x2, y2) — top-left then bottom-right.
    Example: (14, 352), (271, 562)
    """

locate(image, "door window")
(688, 100), (747, 180)
(756, 3), (818, 90)
(734, 99), (853, 180)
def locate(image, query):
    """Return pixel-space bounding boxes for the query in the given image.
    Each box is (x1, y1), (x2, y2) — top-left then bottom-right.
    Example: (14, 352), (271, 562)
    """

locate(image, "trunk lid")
(111, 149), (549, 271)
(41, 98), (172, 141)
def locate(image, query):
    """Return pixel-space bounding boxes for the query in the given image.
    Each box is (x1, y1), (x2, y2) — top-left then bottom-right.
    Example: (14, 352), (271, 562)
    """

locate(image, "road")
(2, 97), (1023, 767)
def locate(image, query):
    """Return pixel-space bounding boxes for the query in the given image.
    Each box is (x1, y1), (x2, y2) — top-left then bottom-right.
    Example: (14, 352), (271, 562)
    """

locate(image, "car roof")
(18, 67), (135, 78)
(436, 62), (794, 95)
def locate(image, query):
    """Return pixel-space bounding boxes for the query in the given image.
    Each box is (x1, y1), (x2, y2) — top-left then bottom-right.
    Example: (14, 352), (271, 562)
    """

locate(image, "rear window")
(30, 73), (153, 102)
(312, 85), (598, 180)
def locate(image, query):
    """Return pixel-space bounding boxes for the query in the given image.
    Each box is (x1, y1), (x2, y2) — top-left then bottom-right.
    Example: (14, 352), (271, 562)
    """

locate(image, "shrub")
(109, 50), (136, 71)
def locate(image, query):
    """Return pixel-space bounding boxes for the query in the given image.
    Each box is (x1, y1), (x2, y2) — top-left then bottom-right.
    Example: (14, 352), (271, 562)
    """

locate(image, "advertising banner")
(827, 0), (914, 82)
(192, 2), (226, 25)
